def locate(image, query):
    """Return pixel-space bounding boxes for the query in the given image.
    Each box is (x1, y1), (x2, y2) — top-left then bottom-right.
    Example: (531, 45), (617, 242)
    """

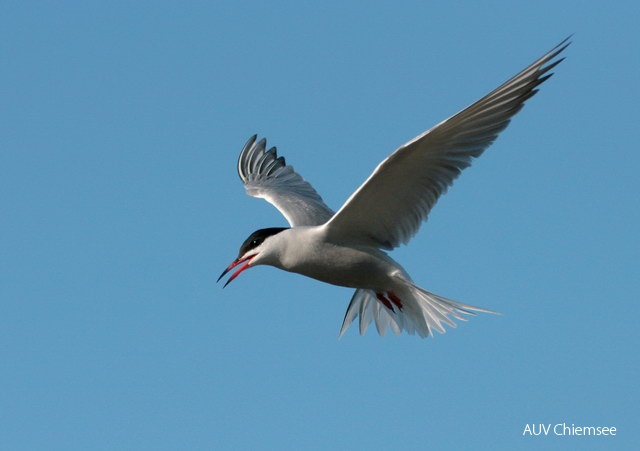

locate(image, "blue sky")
(1, 1), (638, 450)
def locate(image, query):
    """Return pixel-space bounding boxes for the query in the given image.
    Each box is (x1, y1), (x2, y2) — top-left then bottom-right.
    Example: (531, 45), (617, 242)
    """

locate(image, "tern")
(218, 38), (569, 338)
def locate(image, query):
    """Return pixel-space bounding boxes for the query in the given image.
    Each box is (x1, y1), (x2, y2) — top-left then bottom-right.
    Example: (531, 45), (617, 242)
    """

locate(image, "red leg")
(376, 292), (394, 311)
(388, 291), (403, 310)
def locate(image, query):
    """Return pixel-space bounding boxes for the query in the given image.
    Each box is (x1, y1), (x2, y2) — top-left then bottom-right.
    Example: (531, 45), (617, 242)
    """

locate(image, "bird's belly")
(282, 243), (398, 290)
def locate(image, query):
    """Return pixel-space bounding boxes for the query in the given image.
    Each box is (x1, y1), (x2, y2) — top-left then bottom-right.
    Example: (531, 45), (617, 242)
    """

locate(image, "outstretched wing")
(325, 37), (570, 250)
(237, 135), (334, 227)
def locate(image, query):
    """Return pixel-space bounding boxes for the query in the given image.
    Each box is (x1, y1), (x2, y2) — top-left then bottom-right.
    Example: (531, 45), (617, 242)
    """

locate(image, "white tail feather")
(339, 283), (498, 338)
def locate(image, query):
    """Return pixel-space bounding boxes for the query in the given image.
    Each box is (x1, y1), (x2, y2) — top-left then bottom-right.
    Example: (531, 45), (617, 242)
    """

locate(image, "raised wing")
(325, 37), (570, 250)
(238, 135), (334, 227)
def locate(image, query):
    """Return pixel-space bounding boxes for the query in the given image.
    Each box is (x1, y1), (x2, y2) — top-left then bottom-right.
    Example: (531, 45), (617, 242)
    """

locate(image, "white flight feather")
(325, 37), (570, 250)
(237, 135), (334, 227)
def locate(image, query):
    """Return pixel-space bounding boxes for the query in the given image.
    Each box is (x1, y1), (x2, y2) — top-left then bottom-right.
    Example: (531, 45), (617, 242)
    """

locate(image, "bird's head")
(217, 227), (289, 287)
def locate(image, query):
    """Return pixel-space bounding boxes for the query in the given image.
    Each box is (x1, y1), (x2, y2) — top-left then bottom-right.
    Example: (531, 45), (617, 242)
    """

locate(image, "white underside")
(254, 226), (496, 338)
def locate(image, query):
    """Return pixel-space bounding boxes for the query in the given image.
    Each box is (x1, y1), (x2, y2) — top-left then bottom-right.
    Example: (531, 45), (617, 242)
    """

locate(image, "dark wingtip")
(237, 135), (259, 180)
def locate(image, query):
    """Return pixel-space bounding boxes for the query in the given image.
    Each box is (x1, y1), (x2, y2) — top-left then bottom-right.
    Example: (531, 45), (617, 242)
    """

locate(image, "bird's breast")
(276, 228), (400, 290)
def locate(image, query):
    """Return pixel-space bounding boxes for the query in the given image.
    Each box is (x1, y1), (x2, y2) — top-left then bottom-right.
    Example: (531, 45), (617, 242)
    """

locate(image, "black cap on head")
(238, 227), (289, 258)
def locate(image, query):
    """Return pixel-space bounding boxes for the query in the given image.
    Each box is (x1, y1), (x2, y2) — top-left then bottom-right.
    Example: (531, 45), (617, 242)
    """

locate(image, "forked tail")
(339, 282), (498, 338)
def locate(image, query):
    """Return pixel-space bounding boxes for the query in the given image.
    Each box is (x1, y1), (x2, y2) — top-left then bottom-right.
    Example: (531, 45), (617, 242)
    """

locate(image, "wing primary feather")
(236, 135), (334, 227)
(324, 37), (570, 250)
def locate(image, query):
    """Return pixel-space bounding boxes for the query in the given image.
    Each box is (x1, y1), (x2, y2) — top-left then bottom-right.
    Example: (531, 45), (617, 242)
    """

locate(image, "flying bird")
(218, 38), (570, 338)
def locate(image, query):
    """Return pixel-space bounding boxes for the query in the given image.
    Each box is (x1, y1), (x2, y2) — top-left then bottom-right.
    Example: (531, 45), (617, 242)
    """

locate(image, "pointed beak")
(217, 254), (256, 288)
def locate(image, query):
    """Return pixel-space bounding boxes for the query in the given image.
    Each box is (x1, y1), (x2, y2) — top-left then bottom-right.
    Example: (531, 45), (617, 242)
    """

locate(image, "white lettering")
(551, 423), (617, 436)
(539, 424), (551, 436)
(527, 423), (616, 437)
(523, 424), (551, 436)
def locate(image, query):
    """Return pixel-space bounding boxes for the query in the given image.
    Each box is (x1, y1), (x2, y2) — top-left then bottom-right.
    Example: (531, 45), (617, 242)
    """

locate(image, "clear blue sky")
(1, 1), (638, 450)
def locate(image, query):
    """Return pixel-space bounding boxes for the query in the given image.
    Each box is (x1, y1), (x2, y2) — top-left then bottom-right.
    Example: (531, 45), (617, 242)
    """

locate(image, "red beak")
(217, 254), (255, 288)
